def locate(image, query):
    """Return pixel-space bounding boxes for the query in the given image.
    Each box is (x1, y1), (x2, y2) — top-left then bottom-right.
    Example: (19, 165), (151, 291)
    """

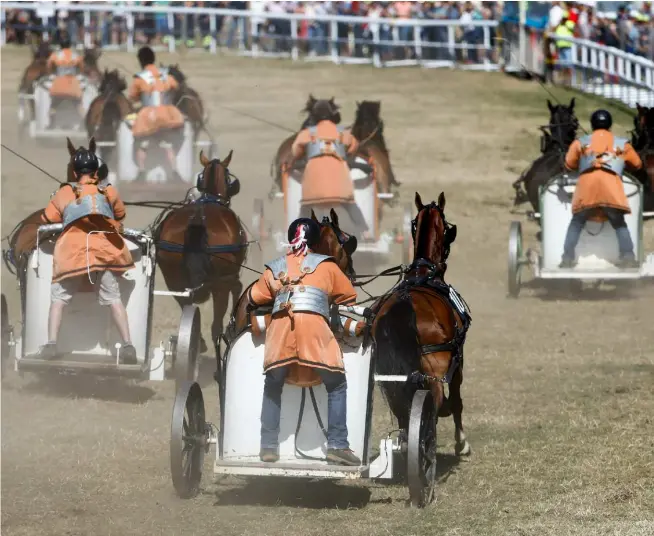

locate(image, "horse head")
(310, 209), (357, 280)
(32, 41), (52, 61)
(66, 137), (108, 183)
(301, 94), (341, 128)
(99, 68), (127, 94)
(353, 100), (386, 149)
(197, 149), (237, 201)
(412, 191), (457, 277)
(547, 98), (578, 151)
(635, 103), (654, 150)
(167, 64), (186, 87)
(82, 48), (102, 84)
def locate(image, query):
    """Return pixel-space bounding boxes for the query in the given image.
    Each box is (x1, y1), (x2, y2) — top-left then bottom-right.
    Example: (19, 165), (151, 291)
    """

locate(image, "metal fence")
(2, 2), (653, 108)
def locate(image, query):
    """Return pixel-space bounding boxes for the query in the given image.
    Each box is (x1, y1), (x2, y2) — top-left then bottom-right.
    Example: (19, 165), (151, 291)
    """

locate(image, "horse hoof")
(455, 440), (471, 457)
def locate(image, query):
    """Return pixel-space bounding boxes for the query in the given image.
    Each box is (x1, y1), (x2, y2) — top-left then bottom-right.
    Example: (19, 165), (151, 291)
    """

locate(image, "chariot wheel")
(170, 380), (207, 498)
(402, 204), (413, 265)
(174, 305), (201, 387)
(407, 389), (438, 508)
(1, 294), (10, 381)
(508, 221), (523, 298)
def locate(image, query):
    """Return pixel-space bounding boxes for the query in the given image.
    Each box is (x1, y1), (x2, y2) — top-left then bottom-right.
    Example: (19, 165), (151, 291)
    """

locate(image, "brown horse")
(18, 42), (53, 122)
(227, 208), (358, 343)
(167, 64), (205, 139)
(81, 48), (103, 86)
(85, 69), (134, 166)
(154, 150), (246, 353)
(371, 192), (472, 498)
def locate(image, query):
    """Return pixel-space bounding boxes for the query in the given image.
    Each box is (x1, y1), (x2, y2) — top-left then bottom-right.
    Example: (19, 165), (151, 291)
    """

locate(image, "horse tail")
(374, 294), (421, 377)
(183, 210), (212, 290)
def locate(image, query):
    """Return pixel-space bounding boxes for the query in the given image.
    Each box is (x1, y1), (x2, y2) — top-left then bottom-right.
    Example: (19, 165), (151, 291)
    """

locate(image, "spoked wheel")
(170, 380), (207, 498)
(1, 294), (10, 381)
(508, 221), (523, 298)
(402, 204), (413, 265)
(174, 305), (201, 387)
(407, 389), (438, 508)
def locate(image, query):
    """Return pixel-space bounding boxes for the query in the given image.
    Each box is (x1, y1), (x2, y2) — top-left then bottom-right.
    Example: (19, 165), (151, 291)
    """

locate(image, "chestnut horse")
(154, 150), (247, 353)
(371, 192), (472, 472)
(85, 69), (134, 166)
(167, 64), (205, 138)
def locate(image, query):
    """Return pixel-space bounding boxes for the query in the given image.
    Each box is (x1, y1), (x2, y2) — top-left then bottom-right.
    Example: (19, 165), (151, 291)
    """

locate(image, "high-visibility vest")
(555, 23), (574, 49)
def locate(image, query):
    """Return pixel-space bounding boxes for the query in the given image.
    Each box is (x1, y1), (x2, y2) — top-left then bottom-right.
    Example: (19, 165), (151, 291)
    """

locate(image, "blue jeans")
(260, 366), (349, 450)
(562, 208), (635, 260)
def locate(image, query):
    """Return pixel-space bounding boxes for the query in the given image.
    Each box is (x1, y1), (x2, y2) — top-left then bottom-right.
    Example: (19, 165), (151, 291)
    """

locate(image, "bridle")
(196, 159), (233, 206)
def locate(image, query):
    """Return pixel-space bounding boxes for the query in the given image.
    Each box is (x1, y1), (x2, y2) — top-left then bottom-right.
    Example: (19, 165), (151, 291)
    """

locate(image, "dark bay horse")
(167, 64), (205, 138)
(228, 208), (358, 340)
(371, 192), (472, 481)
(82, 48), (103, 86)
(19, 42), (53, 94)
(154, 150), (246, 353)
(85, 69), (134, 166)
(512, 98), (579, 216)
(628, 104), (654, 214)
(351, 100), (400, 206)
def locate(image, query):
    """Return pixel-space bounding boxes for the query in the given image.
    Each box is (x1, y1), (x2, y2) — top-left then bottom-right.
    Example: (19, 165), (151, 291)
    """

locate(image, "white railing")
(0, 2), (499, 71)
(2, 2), (653, 108)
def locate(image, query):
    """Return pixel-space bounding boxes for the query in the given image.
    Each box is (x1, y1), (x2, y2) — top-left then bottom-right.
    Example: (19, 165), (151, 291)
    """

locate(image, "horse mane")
(99, 69), (127, 93)
(83, 48), (101, 66)
(352, 100), (387, 151)
(33, 42), (52, 60)
(167, 63), (186, 85)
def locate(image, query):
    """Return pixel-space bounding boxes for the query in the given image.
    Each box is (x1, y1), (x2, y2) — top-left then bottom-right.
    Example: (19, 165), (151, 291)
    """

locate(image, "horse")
(228, 207), (358, 342)
(154, 149), (246, 354)
(370, 192), (472, 500)
(628, 103), (654, 214)
(512, 98), (579, 216)
(351, 100), (400, 206)
(81, 48), (103, 86)
(85, 69), (134, 166)
(166, 64), (205, 138)
(18, 42), (53, 121)
(3, 137), (108, 312)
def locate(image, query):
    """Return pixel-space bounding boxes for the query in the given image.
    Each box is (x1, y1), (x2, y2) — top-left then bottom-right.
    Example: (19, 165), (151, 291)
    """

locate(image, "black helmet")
(311, 99), (341, 124)
(72, 149), (99, 176)
(137, 46), (155, 68)
(590, 109), (613, 130)
(287, 218), (321, 248)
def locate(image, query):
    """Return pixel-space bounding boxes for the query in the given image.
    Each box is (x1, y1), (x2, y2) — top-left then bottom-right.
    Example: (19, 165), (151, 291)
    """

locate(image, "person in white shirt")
(549, 1), (564, 31)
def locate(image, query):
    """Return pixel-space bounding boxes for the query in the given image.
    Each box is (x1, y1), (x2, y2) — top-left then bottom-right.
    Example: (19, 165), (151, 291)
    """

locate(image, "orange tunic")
(565, 130), (642, 219)
(127, 64), (185, 138)
(42, 176), (135, 283)
(46, 48), (84, 99)
(291, 120), (359, 206)
(249, 252), (357, 386)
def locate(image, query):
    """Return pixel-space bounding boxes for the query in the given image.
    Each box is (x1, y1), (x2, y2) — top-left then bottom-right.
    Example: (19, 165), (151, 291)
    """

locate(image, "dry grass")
(2, 48), (653, 536)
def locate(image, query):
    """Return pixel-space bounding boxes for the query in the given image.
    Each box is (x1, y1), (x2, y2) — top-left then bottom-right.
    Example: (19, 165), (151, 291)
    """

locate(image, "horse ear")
(547, 99), (554, 113)
(415, 192), (424, 211)
(438, 192), (446, 210)
(568, 98), (575, 111)
(311, 209), (319, 223)
(89, 137), (96, 153)
(222, 149), (233, 168)
(199, 150), (209, 167)
(330, 208), (340, 227)
(67, 137), (76, 156)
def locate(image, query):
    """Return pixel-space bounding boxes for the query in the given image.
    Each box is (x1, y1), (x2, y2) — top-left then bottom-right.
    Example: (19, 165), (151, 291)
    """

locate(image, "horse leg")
(449, 366), (471, 456)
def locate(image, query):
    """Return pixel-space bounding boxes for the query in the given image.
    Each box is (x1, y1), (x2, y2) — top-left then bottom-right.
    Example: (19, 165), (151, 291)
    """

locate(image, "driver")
(560, 109), (643, 269)
(247, 218), (361, 466)
(37, 149), (137, 364)
(46, 32), (84, 102)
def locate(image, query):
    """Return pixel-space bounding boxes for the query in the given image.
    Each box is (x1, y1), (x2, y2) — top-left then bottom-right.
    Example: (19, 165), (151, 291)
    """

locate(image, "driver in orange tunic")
(248, 218), (361, 466)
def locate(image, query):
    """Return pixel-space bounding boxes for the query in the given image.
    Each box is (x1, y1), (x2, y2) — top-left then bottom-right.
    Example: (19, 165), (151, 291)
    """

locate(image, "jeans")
(260, 366), (349, 450)
(562, 208), (635, 260)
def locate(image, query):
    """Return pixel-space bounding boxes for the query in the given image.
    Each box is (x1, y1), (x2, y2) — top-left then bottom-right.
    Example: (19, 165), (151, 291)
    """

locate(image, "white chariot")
(1, 224), (204, 384)
(508, 172), (654, 297)
(169, 305), (440, 508)
(96, 115), (215, 191)
(254, 158), (413, 264)
(18, 75), (98, 140)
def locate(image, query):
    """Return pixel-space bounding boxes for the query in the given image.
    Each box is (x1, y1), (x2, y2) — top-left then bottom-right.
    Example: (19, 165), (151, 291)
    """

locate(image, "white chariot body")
(2, 224), (203, 383)
(170, 306), (439, 507)
(254, 157), (413, 264)
(508, 172), (654, 296)
(18, 75), (98, 140)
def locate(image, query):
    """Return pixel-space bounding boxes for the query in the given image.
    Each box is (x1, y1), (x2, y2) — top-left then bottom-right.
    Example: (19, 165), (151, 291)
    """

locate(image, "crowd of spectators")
(3, 1), (654, 63)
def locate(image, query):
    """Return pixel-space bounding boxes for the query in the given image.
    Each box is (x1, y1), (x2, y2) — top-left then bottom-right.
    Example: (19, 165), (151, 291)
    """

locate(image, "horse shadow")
(15, 373), (157, 404)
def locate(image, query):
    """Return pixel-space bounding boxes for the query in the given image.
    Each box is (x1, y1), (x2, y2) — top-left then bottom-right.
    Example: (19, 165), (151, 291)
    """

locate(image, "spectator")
(394, 1), (414, 59)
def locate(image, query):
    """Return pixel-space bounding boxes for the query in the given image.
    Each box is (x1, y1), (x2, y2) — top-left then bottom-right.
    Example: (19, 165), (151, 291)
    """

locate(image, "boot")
(37, 341), (59, 360)
(616, 254), (640, 269)
(120, 343), (137, 365)
(559, 257), (577, 269)
(259, 448), (279, 463)
(326, 448), (361, 467)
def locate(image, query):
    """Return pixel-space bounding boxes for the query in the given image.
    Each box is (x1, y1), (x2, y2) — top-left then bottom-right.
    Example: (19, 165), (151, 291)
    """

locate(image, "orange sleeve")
(127, 78), (143, 102)
(328, 263), (357, 305)
(343, 131), (359, 156)
(106, 186), (127, 221)
(42, 188), (69, 223)
(622, 142), (643, 171)
(291, 130), (310, 159)
(248, 270), (275, 306)
(564, 140), (581, 171)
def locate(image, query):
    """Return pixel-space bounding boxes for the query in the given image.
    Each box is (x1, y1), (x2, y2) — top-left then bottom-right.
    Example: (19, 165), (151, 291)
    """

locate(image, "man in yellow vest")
(554, 14), (575, 84)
